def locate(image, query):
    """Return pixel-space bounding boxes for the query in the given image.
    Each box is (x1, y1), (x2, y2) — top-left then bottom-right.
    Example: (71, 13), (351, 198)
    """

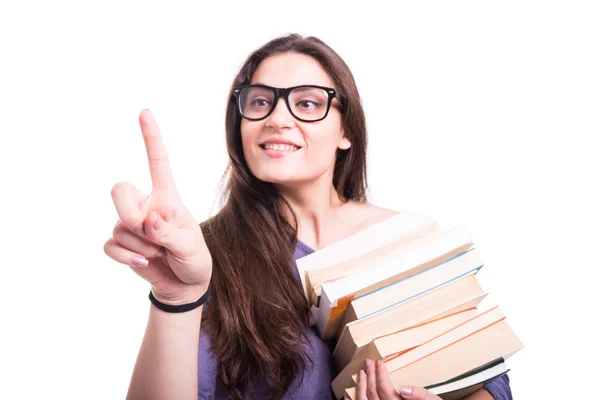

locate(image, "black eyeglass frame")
(232, 84), (341, 122)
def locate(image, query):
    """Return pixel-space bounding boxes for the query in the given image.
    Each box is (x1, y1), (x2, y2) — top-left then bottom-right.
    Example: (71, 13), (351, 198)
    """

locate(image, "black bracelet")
(149, 286), (211, 313)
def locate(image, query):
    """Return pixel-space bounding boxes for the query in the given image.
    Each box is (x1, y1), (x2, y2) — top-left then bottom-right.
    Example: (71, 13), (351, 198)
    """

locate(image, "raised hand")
(104, 109), (213, 305)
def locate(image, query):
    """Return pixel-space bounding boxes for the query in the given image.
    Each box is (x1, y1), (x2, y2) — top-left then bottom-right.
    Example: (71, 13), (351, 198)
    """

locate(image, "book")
(292, 210), (524, 398)
(330, 307), (480, 399)
(317, 225), (475, 339)
(345, 357), (509, 400)
(344, 309), (524, 399)
(341, 247), (484, 328)
(307, 228), (444, 306)
(333, 274), (487, 369)
(295, 210), (440, 304)
(426, 358), (509, 397)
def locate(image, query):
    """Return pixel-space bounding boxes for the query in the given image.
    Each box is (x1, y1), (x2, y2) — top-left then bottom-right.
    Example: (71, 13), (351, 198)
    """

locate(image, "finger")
(103, 238), (150, 268)
(142, 209), (212, 285)
(356, 369), (368, 400)
(113, 223), (165, 259)
(365, 359), (380, 400)
(111, 182), (151, 235)
(143, 209), (197, 254)
(144, 210), (174, 249)
(397, 385), (440, 400)
(139, 109), (177, 192)
(375, 360), (398, 399)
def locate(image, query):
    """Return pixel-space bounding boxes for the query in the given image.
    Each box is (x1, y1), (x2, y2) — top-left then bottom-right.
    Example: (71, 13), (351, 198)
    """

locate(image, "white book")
(347, 247), (484, 323)
(317, 225), (474, 339)
(295, 210), (439, 303)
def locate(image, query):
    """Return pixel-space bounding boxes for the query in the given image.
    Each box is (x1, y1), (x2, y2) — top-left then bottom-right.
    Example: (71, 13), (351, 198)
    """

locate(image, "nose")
(265, 97), (294, 129)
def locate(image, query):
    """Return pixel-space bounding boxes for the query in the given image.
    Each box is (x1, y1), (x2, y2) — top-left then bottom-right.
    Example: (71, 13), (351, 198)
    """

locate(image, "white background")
(1, 1), (598, 399)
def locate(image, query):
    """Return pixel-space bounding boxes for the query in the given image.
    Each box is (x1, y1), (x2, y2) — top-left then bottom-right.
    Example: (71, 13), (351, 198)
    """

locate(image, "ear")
(338, 137), (351, 150)
(338, 127), (351, 150)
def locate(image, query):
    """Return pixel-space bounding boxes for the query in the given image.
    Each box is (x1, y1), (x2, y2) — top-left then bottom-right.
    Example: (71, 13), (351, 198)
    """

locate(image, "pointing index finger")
(139, 109), (177, 192)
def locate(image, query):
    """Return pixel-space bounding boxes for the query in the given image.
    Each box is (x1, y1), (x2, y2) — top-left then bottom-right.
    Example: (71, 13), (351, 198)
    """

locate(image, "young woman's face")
(240, 52), (350, 187)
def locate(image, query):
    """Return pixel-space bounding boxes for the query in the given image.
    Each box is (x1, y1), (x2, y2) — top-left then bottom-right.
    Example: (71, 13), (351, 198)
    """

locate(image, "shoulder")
(343, 200), (401, 231)
(366, 203), (401, 221)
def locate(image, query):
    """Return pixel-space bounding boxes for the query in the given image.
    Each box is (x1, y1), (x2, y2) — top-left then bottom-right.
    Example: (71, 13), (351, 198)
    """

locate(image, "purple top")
(197, 240), (512, 399)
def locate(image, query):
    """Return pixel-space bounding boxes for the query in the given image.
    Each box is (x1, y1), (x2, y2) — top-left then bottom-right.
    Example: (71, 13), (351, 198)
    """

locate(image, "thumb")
(144, 210), (175, 248)
(397, 385), (440, 400)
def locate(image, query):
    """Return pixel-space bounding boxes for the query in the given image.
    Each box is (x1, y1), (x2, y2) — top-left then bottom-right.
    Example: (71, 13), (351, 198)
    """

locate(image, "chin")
(253, 169), (301, 185)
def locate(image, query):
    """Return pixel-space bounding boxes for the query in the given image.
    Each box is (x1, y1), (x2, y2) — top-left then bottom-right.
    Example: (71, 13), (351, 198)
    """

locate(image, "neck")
(275, 173), (345, 249)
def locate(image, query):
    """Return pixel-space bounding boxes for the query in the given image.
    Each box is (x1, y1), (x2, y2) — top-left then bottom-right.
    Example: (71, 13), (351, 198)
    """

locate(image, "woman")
(104, 34), (512, 400)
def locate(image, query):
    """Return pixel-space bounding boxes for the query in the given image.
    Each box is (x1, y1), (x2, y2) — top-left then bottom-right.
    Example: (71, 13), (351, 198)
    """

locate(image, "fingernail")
(365, 359), (373, 367)
(155, 249), (166, 258)
(398, 385), (413, 397)
(135, 225), (146, 238)
(359, 370), (366, 381)
(131, 255), (148, 268)
(153, 213), (162, 230)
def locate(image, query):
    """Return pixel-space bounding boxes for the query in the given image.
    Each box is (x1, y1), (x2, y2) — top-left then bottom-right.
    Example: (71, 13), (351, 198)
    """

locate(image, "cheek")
(304, 125), (344, 159)
(240, 122), (260, 152)
(298, 131), (344, 176)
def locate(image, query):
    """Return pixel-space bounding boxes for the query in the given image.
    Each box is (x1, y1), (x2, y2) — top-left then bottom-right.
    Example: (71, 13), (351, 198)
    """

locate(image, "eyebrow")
(250, 82), (329, 88)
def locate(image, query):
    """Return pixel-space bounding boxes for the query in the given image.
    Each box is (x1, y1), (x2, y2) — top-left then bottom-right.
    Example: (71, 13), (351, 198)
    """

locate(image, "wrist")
(150, 284), (209, 306)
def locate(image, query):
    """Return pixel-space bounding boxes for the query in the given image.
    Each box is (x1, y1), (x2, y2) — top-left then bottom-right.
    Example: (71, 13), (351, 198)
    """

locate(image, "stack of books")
(295, 211), (524, 400)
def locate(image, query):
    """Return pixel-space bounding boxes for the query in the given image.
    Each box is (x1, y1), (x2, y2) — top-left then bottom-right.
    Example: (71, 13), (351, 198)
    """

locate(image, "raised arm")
(104, 109), (213, 399)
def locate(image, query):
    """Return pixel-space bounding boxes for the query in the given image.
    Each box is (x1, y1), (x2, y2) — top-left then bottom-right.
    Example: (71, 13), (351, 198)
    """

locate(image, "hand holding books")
(349, 358), (443, 400)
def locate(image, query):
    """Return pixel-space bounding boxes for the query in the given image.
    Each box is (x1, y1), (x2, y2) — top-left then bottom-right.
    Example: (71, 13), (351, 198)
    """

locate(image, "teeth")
(263, 143), (299, 152)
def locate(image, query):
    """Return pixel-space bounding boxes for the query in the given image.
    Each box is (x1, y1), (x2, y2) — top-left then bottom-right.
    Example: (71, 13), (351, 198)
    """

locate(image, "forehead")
(250, 52), (334, 88)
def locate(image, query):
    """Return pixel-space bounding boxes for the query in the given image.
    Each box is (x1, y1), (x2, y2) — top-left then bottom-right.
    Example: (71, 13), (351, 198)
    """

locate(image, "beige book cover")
(333, 274), (487, 369)
(344, 310), (524, 399)
(331, 307), (480, 399)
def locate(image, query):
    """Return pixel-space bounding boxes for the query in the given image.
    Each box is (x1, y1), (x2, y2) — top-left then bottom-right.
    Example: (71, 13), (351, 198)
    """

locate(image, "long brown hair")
(200, 33), (368, 400)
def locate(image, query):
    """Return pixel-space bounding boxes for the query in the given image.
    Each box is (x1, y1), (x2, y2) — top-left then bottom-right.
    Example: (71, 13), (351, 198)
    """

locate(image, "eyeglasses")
(232, 84), (340, 122)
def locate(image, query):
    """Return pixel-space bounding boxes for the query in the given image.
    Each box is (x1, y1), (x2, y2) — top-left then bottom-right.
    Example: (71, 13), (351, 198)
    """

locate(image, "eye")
(250, 98), (271, 108)
(296, 100), (322, 110)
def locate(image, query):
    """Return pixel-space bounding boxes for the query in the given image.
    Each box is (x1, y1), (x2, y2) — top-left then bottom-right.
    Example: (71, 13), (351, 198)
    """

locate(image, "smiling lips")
(262, 143), (300, 152)
(259, 141), (301, 158)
